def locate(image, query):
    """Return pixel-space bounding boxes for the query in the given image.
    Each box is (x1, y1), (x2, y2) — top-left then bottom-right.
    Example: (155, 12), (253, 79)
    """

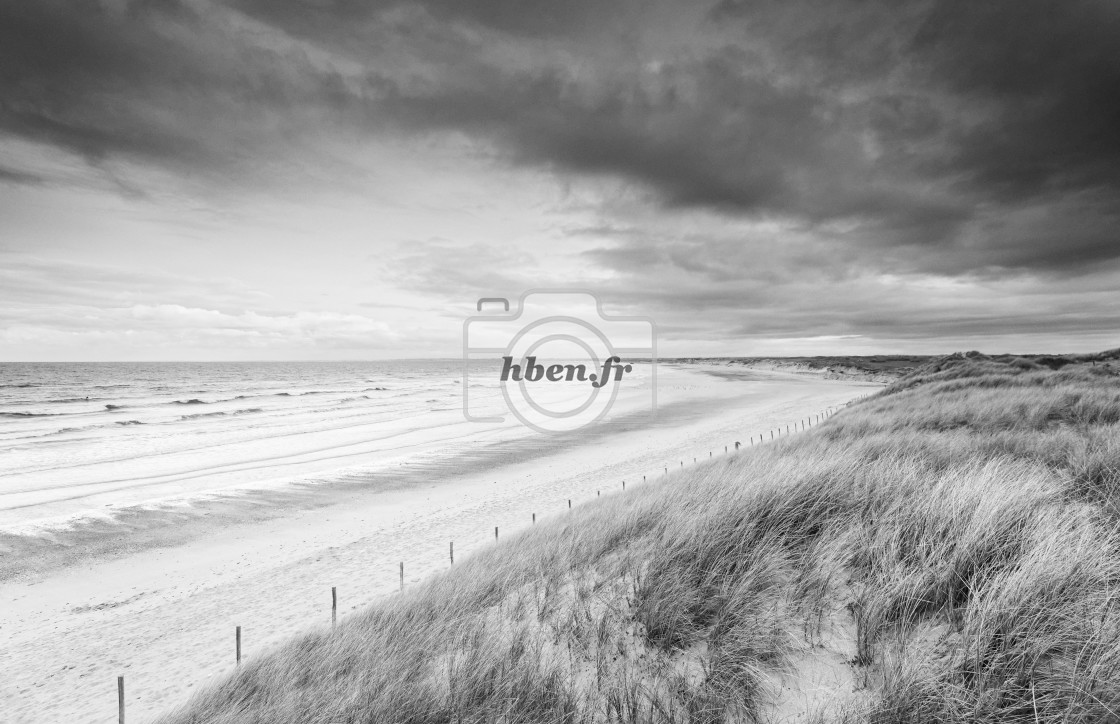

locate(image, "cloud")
(0, 253), (267, 309)
(0, 166), (47, 185)
(382, 239), (548, 299)
(0, 0), (387, 191)
(128, 304), (399, 346)
(2, 0), (1119, 356)
(0, 255), (401, 356)
(5, 0), (1117, 278)
(0, 303), (399, 354)
(565, 211), (1120, 350)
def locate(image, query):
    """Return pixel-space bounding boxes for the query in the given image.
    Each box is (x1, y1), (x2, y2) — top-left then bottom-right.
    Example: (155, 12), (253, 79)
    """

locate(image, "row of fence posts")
(113, 403), (846, 722)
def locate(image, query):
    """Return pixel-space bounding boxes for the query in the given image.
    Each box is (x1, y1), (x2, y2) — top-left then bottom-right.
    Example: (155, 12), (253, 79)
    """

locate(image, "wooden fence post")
(450, 541), (454, 566)
(236, 625), (241, 666)
(118, 676), (125, 724)
(332, 587), (337, 628)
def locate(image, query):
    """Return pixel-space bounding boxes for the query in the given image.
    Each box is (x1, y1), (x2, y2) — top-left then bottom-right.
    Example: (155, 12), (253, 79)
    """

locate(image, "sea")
(0, 360), (508, 533)
(0, 359), (658, 535)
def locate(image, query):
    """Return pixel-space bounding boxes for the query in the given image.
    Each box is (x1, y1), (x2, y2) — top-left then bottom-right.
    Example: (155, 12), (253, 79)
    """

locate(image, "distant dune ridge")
(162, 350), (1120, 723)
(671, 350), (1120, 384)
(672, 354), (932, 383)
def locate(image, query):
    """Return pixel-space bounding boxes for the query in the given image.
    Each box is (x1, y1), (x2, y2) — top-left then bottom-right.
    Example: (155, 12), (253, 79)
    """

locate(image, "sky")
(1, 0), (1118, 361)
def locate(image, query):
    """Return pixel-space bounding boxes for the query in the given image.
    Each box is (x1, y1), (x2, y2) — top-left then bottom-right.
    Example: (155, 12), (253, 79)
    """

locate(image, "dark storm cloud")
(377, 54), (850, 216)
(2, 0), (1118, 281)
(1, 1), (209, 164)
(0, 0), (387, 181)
(230, 0), (619, 42)
(0, 166), (46, 185)
(910, 1), (1120, 199)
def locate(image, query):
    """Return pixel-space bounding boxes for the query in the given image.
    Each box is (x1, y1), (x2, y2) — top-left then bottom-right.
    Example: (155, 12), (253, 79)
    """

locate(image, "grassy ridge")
(162, 351), (1120, 723)
(669, 355), (931, 380)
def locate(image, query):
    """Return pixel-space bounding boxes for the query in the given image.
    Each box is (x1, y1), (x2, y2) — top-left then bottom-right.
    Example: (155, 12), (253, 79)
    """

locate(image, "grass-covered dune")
(162, 350), (1120, 724)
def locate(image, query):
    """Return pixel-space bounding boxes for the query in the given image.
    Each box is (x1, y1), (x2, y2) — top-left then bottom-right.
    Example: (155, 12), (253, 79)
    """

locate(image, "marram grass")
(161, 350), (1120, 723)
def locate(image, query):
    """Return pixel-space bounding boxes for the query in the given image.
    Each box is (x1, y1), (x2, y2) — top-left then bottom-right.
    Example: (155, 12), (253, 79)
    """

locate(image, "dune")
(144, 350), (1120, 724)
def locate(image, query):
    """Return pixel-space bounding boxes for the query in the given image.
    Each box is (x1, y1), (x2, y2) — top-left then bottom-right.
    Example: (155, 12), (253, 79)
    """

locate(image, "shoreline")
(0, 366), (878, 723)
(2, 366), (748, 582)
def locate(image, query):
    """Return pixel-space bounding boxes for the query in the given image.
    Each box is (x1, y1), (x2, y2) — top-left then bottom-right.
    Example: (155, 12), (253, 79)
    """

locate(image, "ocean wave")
(48, 397), (98, 403)
(5, 424), (100, 439)
(51, 426), (93, 435)
(173, 399), (208, 405)
(179, 407), (263, 421)
(180, 411), (227, 420)
(115, 420), (143, 426)
(0, 411), (59, 418)
(105, 404), (126, 411)
(0, 383), (37, 388)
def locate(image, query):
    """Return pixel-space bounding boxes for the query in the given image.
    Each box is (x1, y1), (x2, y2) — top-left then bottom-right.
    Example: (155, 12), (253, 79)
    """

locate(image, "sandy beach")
(0, 364), (876, 724)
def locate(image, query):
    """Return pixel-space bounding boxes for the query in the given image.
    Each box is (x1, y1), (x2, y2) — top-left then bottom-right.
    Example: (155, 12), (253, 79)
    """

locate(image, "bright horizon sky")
(2, 1), (1118, 362)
